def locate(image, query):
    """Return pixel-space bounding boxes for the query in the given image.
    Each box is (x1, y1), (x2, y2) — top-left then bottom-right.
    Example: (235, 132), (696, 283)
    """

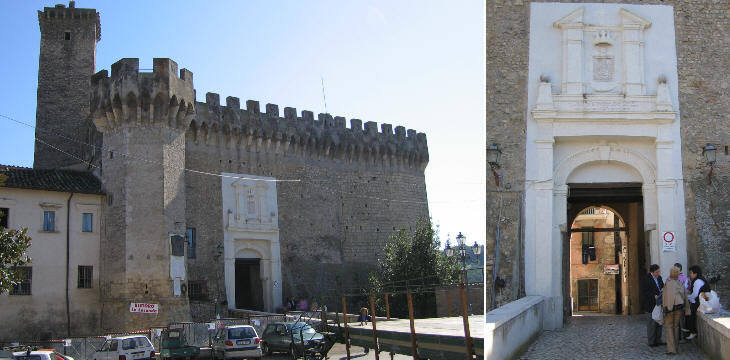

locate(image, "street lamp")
(446, 232), (482, 315)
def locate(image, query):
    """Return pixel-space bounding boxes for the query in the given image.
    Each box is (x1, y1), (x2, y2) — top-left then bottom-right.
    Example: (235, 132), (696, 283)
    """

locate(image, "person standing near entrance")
(662, 266), (690, 355)
(643, 264), (664, 347)
(686, 265), (711, 340)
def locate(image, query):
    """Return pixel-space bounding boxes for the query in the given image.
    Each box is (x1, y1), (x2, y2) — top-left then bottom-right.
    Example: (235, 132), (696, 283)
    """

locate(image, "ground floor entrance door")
(235, 258), (264, 311)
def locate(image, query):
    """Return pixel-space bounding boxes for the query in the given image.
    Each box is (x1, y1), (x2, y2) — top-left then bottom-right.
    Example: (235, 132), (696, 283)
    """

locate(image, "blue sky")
(0, 1), (485, 247)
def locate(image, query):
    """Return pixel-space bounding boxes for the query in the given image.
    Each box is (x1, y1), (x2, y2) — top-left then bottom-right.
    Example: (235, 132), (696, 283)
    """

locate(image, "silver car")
(211, 325), (262, 360)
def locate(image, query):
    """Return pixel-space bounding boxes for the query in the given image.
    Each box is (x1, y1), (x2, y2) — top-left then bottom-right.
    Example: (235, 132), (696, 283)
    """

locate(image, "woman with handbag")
(662, 265), (691, 355)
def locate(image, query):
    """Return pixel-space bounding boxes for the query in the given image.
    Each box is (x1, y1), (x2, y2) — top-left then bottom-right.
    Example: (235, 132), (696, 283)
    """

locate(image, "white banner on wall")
(130, 302), (159, 313)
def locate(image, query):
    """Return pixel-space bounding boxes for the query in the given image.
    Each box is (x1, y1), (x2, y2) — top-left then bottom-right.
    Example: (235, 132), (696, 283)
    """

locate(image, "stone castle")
(28, 2), (430, 334)
(487, 0), (729, 327)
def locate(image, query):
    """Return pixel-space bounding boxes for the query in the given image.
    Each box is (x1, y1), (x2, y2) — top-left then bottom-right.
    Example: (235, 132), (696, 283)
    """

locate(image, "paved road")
(520, 314), (708, 359)
(264, 343), (412, 359)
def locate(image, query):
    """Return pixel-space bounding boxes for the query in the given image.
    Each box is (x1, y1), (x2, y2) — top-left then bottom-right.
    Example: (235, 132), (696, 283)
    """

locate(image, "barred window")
(82, 213), (93, 232)
(10, 267), (32, 295)
(188, 280), (208, 301)
(43, 211), (55, 231)
(78, 265), (93, 288)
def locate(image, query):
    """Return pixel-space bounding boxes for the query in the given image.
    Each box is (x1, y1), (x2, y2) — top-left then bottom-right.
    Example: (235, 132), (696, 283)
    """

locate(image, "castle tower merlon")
(266, 104), (280, 118)
(301, 111), (314, 126)
(227, 96), (240, 109)
(334, 116), (346, 129)
(395, 125), (406, 138)
(365, 121), (378, 135)
(319, 113), (334, 127)
(111, 58), (139, 79)
(284, 107), (297, 120)
(246, 100), (261, 121)
(381, 123), (393, 136)
(350, 119), (363, 132)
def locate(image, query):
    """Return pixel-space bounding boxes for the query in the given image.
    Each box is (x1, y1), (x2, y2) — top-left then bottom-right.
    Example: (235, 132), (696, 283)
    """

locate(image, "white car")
(211, 325), (262, 359)
(92, 336), (155, 360)
(13, 350), (74, 360)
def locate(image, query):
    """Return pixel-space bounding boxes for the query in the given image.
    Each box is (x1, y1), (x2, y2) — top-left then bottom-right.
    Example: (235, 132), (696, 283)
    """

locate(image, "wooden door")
(578, 279), (598, 311)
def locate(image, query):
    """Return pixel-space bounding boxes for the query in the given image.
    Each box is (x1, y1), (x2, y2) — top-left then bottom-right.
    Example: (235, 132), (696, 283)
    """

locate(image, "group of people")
(644, 263), (711, 355)
(287, 296), (321, 312)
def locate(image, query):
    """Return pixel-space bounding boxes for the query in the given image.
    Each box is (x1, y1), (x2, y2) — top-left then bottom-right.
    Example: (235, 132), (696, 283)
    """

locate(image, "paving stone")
(520, 315), (708, 360)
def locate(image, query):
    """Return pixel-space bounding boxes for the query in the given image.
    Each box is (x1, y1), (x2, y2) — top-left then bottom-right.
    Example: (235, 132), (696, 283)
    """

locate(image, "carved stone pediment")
(227, 178), (278, 232)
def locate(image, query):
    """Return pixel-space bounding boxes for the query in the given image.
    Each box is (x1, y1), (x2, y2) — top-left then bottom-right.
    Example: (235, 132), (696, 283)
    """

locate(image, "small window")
(188, 280), (208, 301)
(171, 234), (185, 256)
(64, 31), (71, 40)
(43, 210), (55, 231)
(82, 213), (93, 232)
(582, 232), (594, 247)
(109, 341), (118, 351)
(10, 267), (32, 295)
(78, 265), (93, 288)
(0, 207), (8, 228)
(186, 228), (196, 259)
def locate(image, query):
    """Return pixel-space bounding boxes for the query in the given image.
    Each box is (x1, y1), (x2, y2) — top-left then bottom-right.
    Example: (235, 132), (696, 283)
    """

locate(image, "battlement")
(38, 2), (100, 41)
(190, 93), (429, 170)
(90, 58), (196, 132)
(90, 58), (428, 170)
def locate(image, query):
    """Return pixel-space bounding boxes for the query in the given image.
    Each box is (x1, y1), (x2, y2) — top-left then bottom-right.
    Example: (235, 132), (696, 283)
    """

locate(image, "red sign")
(663, 232), (674, 243)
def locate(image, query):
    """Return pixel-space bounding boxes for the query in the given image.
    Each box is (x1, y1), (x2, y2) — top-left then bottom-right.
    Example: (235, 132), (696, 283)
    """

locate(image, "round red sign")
(663, 232), (674, 243)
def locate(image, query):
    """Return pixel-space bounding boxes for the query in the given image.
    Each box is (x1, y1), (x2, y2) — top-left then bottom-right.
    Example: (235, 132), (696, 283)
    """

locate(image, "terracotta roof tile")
(0, 165), (103, 195)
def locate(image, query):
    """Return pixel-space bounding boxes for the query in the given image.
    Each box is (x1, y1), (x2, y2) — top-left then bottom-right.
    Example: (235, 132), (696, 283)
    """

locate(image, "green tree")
(0, 173), (33, 294)
(368, 218), (460, 318)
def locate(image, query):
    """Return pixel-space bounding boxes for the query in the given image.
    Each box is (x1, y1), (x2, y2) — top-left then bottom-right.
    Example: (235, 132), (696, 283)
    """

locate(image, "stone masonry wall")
(183, 102), (430, 319)
(486, 0), (729, 310)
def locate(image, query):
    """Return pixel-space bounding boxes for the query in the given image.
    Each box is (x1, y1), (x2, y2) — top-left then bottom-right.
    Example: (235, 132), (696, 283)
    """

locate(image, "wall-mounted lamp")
(487, 143), (502, 187)
(487, 143), (502, 168)
(703, 143), (717, 184)
(703, 144), (717, 165)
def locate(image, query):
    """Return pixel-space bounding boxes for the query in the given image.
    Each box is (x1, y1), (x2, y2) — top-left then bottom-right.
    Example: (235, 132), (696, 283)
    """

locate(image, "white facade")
(221, 173), (283, 313)
(0, 187), (103, 335)
(527, 4), (687, 329)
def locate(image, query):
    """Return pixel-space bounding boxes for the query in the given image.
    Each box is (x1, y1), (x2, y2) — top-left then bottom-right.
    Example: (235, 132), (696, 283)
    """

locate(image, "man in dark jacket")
(644, 264), (665, 346)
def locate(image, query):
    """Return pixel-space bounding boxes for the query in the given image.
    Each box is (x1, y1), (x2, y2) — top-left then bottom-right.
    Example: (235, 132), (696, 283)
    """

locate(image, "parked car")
(92, 336), (155, 360)
(12, 350), (74, 360)
(211, 325), (262, 360)
(260, 322), (325, 358)
(159, 325), (200, 360)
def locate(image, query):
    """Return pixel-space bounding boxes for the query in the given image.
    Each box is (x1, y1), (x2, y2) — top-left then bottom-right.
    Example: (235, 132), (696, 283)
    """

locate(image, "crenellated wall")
(187, 94), (429, 171)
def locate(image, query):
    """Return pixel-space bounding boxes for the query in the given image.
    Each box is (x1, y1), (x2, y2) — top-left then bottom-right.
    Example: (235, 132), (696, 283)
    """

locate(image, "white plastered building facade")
(526, 4), (687, 329)
(221, 173), (283, 313)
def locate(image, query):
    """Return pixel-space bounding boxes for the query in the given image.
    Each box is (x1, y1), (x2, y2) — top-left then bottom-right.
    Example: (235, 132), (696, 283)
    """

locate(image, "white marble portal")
(527, 4), (687, 330)
(222, 173), (282, 312)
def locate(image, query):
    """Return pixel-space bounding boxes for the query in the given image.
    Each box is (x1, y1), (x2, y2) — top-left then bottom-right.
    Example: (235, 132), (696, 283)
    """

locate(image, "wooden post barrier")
(370, 292), (380, 360)
(321, 308), (327, 332)
(459, 283), (473, 359)
(342, 295), (351, 360)
(406, 290), (419, 359)
(385, 293), (391, 320)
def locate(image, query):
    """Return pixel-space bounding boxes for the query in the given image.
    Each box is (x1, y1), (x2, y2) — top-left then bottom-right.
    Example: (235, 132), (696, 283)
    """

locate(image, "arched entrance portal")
(566, 197), (647, 318)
